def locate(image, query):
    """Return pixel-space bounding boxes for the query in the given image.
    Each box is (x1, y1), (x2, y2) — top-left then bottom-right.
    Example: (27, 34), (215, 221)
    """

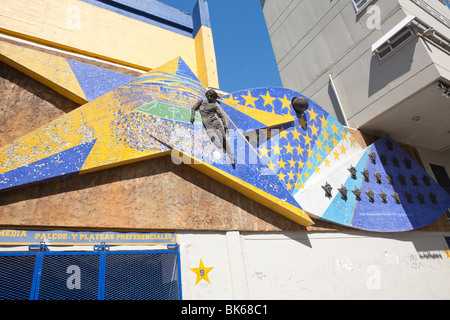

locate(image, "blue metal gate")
(0, 244), (182, 300)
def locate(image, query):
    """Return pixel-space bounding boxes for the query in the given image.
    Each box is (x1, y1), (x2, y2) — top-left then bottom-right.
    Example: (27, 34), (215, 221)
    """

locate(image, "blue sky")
(158, 0), (282, 93)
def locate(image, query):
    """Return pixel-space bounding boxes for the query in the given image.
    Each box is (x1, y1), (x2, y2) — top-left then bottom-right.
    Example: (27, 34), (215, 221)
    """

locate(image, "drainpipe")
(329, 73), (349, 127)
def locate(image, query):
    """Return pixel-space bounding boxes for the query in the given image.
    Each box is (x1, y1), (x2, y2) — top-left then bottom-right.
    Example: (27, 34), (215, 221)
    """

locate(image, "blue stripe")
(444, 0), (450, 9)
(78, 0), (211, 38)
(67, 59), (135, 101)
(0, 140), (97, 192)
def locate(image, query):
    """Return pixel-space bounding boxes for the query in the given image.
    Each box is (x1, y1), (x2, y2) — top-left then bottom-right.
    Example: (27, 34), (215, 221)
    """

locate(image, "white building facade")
(260, 0), (450, 187)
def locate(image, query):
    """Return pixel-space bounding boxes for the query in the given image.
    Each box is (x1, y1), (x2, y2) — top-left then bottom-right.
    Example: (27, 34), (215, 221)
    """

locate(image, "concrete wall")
(179, 231), (450, 300)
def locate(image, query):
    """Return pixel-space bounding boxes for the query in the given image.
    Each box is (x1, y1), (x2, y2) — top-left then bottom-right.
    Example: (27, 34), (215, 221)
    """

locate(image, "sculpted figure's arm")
(215, 104), (229, 130)
(191, 100), (202, 124)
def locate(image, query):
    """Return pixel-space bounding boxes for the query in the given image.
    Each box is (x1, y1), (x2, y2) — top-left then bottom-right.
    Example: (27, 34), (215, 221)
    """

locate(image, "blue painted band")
(444, 0), (450, 9)
(193, 0), (212, 37)
(78, 0), (212, 38)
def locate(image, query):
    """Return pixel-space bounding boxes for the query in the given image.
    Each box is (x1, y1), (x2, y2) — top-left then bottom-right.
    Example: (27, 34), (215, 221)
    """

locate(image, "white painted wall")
(179, 231), (450, 300)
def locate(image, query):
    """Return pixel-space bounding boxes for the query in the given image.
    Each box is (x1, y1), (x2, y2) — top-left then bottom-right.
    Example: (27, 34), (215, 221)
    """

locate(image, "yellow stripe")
(0, 41), (87, 104)
(236, 105), (295, 128)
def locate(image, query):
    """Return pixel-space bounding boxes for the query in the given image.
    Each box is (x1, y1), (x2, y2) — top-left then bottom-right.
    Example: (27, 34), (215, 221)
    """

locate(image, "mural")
(0, 41), (135, 104)
(0, 51), (449, 232)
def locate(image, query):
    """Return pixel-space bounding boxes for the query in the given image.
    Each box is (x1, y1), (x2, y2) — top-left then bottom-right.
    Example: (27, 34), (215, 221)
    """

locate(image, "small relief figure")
(392, 157), (400, 167)
(410, 175), (418, 186)
(338, 185), (348, 200)
(386, 140), (393, 151)
(322, 182), (333, 199)
(191, 89), (235, 165)
(404, 159), (412, 169)
(405, 192), (413, 204)
(369, 152), (376, 164)
(380, 155), (388, 166)
(362, 169), (370, 182)
(429, 193), (437, 204)
(398, 174), (407, 186)
(417, 193), (425, 204)
(378, 191), (388, 204)
(422, 176), (431, 186)
(373, 172), (382, 184)
(348, 166), (357, 180)
(386, 174), (393, 185)
(366, 189), (375, 203)
(392, 192), (401, 204)
(352, 187), (362, 201)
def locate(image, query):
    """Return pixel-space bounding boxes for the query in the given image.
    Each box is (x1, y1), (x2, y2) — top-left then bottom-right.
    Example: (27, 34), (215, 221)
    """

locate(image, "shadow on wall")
(0, 156), (310, 232)
(368, 38), (417, 98)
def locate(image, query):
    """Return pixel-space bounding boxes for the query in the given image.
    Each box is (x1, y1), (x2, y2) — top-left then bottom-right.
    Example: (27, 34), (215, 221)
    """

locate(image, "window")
(0, 244), (182, 300)
(430, 163), (450, 194)
(372, 16), (418, 61)
(352, 0), (375, 13)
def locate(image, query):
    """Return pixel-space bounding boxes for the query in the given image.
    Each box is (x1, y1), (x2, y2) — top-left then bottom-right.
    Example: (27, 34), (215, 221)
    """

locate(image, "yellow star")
(310, 123), (319, 137)
(306, 161), (313, 169)
(298, 116), (307, 130)
(320, 115), (329, 128)
(330, 122), (340, 135)
(307, 148), (314, 158)
(267, 160), (277, 171)
(286, 182), (293, 191)
(350, 137), (357, 148)
(303, 133), (312, 147)
(296, 145), (305, 156)
(331, 136), (339, 147)
(291, 127), (302, 141)
(277, 172), (287, 182)
(288, 157), (297, 168)
(272, 144), (282, 156)
(279, 128), (290, 140)
(190, 259), (214, 285)
(303, 171), (310, 180)
(259, 146), (270, 158)
(241, 91), (259, 108)
(444, 249), (450, 259)
(307, 107), (318, 123)
(333, 150), (341, 160)
(322, 130), (330, 142)
(315, 153), (323, 163)
(314, 165), (321, 174)
(341, 129), (348, 141)
(298, 181), (306, 190)
(278, 159), (287, 170)
(261, 91), (276, 108)
(324, 144), (332, 154)
(340, 145), (347, 155)
(315, 139), (324, 151)
(279, 95), (291, 111)
(284, 142), (294, 155)
(297, 159), (305, 169)
(287, 171), (296, 181)
(324, 158), (330, 167)
(221, 95), (240, 107)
